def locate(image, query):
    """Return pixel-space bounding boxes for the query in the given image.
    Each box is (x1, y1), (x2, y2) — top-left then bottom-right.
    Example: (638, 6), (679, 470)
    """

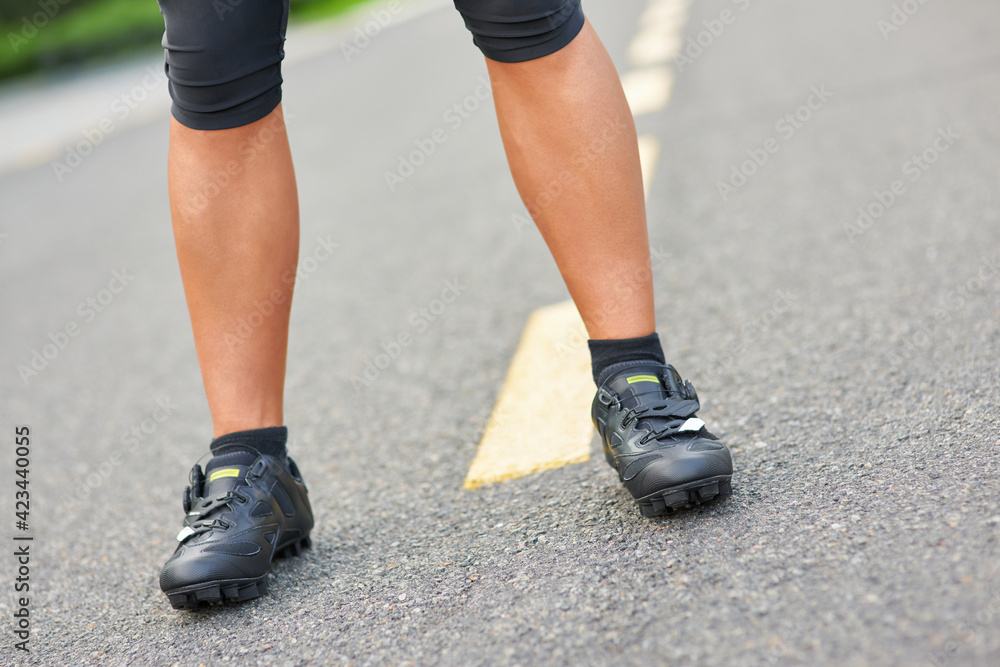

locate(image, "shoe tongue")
(608, 366), (670, 410)
(203, 449), (257, 497)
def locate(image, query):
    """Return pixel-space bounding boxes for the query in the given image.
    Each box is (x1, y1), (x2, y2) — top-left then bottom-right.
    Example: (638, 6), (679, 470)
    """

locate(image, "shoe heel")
(276, 534), (311, 559)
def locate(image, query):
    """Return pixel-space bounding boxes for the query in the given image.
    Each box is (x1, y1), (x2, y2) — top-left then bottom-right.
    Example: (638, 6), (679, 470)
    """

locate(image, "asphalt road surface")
(1, 0), (999, 664)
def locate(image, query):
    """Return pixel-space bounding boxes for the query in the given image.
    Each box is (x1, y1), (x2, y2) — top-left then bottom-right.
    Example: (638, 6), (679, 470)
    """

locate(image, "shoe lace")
(621, 393), (702, 445)
(185, 489), (250, 536)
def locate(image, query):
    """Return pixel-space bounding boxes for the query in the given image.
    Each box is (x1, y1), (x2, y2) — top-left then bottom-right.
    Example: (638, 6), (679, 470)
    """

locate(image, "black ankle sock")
(588, 333), (666, 385)
(210, 426), (288, 461)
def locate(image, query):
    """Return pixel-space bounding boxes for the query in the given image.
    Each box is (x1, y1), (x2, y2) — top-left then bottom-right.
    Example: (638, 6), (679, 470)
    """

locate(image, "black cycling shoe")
(159, 448), (314, 610)
(592, 361), (733, 517)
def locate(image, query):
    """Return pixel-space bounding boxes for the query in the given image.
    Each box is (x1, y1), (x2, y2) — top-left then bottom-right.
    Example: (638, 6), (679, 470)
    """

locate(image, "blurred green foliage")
(0, 0), (371, 82)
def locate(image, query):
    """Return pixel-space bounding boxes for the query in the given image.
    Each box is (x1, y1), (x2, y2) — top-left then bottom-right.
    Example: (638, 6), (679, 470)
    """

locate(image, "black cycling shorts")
(157, 0), (585, 131)
(453, 0), (585, 64)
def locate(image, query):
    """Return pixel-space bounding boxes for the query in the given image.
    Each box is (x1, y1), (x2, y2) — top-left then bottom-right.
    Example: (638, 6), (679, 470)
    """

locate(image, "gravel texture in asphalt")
(1, 0), (998, 664)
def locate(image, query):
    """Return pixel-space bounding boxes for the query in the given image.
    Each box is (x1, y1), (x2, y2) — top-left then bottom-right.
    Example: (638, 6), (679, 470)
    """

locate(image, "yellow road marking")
(637, 134), (660, 199)
(628, 30), (685, 67)
(621, 66), (675, 117)
(629, 0), (691, 66)
(6, 144), (60, 176)
(463, 301), (594, 490)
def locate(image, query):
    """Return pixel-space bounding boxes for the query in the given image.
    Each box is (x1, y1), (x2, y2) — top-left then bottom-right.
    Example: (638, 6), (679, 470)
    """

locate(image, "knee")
(158, 0), (289, 130)
(453, 0), (585, 63)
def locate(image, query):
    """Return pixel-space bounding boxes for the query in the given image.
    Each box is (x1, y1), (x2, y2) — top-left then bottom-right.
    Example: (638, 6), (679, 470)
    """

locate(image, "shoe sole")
(636, 475), (732, 517)
(164, 535), (312, 610)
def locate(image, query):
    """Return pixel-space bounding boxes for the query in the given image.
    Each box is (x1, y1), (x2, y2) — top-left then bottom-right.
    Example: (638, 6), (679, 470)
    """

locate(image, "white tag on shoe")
(678, 417), (705, 433)
(176, 526), (196, 542)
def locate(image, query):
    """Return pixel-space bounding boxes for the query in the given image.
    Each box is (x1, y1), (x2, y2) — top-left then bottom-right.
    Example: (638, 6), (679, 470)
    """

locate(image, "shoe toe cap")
(159, 545), (264, 593)
(626, 445), (733, 499)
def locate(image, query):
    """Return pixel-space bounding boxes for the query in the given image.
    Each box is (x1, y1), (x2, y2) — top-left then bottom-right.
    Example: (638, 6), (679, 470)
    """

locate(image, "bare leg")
(485, 20), (654, 340)
(167, 104), (299, 438)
